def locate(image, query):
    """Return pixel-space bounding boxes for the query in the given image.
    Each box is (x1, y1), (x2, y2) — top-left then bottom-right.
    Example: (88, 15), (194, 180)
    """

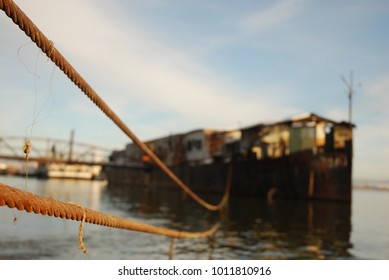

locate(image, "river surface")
(0, 175), (388, 260)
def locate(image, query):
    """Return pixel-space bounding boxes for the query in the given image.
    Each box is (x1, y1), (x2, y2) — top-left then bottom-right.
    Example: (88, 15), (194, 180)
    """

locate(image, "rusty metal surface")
(0, 182), (219, 238)
(105, 148), (352, 201)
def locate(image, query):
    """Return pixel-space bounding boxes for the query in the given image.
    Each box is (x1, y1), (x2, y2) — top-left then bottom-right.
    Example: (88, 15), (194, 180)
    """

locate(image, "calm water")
(0, 175), (388, 260)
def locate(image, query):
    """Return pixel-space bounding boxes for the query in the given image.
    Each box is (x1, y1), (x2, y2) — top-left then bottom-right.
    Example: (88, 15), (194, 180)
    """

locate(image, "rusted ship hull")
(104, 150), (352, 201)
(105, 113), (353, 201)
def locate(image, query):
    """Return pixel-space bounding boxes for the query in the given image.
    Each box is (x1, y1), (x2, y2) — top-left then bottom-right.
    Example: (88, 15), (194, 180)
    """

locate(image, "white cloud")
(239, 0), (305, 33)
(11, 0), (297, 137)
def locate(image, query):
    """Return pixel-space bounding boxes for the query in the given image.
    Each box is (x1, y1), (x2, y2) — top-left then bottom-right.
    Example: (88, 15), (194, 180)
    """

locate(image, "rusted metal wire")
(0, 182), (219, 238)
(0, 0), (229, 211)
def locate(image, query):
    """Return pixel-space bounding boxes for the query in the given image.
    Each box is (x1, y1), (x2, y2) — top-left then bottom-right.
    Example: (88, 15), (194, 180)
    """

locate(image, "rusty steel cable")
(0, 182), (220, 239)
(0, 0), (230, 211)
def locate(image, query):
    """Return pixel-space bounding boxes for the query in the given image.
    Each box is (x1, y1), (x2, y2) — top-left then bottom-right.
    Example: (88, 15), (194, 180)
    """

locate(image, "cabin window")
(186, 140), (202, 151)
(290, 125), (316, 154)
(324, 124), (334, 152)
(334, 126), (352, 149)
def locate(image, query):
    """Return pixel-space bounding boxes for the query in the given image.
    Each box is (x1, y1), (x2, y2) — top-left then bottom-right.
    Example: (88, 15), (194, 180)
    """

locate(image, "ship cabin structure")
(240, 113), (353, 162)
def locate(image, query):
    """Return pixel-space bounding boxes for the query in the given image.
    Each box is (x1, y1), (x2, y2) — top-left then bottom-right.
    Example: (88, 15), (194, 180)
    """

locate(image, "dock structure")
(0, 135), (111, 179)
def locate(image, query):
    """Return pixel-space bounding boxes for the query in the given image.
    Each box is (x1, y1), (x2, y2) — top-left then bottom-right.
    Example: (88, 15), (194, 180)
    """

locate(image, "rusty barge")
(104, 113), (354, 201)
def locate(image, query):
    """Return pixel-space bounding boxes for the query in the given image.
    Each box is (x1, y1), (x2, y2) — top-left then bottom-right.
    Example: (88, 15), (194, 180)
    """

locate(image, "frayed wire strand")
(67, 202), (88, 254)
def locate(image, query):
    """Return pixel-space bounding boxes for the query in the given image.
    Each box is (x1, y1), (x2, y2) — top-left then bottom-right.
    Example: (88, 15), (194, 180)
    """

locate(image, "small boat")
(37, 162), (103, 180)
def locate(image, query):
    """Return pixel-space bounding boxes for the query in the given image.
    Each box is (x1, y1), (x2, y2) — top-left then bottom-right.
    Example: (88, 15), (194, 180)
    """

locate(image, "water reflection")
(0, 175), (353, 259)
(0, 176), (106, 260)
(106, 183), (353, 259)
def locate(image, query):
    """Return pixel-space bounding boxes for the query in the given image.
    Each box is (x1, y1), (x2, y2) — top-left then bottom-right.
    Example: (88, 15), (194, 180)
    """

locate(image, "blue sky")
(1, 0), (389, 181)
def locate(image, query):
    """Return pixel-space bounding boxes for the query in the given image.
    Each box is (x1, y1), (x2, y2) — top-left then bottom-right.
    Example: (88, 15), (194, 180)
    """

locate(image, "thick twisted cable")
(0, 0), (229, 211)
(0, 182), (219, 238)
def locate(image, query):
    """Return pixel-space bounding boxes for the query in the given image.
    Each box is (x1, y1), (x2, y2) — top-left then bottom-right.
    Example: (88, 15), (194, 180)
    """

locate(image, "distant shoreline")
(353, 185), (389, 191)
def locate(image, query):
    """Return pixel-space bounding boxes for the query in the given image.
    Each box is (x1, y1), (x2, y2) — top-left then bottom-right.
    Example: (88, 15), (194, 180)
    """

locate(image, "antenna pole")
(68, 129), (75, 162)
(348, 71), (353, 123)
(341, 71), (354, 123)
